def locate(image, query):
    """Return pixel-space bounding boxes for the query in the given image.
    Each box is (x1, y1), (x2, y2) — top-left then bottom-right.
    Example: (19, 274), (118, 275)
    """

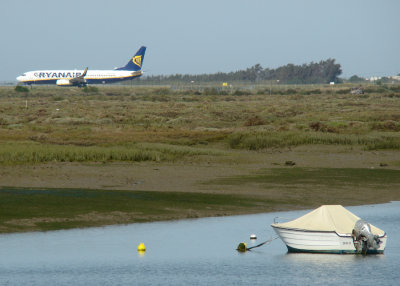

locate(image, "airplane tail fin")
(116, 46), (146, 71)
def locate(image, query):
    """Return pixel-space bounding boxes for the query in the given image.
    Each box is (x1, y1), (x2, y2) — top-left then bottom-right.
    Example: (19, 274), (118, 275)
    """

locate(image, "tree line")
(140, 58), (342, 85)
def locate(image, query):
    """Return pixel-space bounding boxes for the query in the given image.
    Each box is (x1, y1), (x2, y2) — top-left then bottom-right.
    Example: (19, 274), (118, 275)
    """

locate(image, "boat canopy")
(271, 205), (385, 235)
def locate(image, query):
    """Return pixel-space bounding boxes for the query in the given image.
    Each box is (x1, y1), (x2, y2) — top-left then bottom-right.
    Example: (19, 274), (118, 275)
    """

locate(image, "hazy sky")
(1, 0), (399, 81)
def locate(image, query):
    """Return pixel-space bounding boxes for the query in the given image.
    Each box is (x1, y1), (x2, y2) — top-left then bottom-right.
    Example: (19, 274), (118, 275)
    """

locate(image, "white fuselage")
(16, 69), (142, 85)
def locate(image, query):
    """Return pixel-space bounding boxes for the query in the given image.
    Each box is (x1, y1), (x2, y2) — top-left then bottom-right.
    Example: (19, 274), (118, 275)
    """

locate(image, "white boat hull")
(272, 226), (387, 254)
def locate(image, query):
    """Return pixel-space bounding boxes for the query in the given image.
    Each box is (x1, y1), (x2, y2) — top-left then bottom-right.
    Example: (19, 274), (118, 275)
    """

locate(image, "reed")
(0, 142), (223, 164)
(227, 131), (400, 150)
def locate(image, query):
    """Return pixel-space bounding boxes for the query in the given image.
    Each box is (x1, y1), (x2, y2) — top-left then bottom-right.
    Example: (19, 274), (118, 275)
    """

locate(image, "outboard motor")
(352, 219), (381, 254)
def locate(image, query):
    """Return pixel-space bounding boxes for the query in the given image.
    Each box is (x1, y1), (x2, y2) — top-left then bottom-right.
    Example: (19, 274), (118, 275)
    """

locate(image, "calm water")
(0, 202), (399, 286)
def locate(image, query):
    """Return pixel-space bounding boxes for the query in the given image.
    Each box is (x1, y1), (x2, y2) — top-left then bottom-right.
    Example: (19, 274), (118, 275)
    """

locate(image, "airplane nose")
(16, 76), (21, 81)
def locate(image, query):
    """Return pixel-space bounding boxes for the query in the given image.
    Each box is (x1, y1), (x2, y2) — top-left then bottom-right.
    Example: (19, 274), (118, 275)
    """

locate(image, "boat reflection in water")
(271, 205), (387, 254)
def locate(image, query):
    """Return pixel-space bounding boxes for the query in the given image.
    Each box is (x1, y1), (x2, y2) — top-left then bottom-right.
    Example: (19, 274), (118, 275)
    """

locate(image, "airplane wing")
(69, 67), (88, 86)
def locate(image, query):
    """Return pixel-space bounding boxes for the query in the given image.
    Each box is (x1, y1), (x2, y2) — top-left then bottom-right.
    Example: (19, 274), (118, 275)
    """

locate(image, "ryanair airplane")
(16, 46), (146, 87)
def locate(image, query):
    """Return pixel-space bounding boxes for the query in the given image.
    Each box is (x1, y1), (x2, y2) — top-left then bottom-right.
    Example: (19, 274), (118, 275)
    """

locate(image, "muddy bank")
(1, 146), (399, 194)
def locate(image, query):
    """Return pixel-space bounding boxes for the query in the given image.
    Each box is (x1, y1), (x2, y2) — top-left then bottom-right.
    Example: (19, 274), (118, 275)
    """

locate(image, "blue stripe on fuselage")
(85, 74), (141, 84)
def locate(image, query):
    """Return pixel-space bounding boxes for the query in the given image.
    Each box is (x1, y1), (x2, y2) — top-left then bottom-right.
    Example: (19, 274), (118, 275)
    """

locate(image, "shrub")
(285, 88), (297, 95)
(233, 89), (247, 96)
(389, 85), (400, 92)
(308, 89), (322, 95)
(0, 117), (8, 126)
(309, 121), (337, 133)
(15, 85), (29, 93)
(82, 86), (99, 93)
(154, 88), (170, 95)
(244, 116), (265, 126)
(203, 88), (219, 95)
(335, 89), (351, 94)
(371, 121), (400, 131)
(52, 95), (65, 101)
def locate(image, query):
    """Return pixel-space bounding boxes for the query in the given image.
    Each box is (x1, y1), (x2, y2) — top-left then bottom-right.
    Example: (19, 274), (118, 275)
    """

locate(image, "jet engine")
(56, 79), (72, 86)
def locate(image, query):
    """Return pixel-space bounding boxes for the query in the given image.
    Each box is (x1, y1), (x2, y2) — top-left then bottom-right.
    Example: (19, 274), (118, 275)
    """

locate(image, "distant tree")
(140, 59), (343, 85)
(379, 77), (392, 83)
(348, 75), (366, 83)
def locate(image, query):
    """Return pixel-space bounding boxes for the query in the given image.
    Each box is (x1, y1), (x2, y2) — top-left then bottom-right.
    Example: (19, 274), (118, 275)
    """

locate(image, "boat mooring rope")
(237, 236), (279, 252)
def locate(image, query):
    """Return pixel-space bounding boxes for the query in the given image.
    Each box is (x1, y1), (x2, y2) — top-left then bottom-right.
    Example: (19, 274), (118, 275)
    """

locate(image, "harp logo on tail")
(133, 55), (142, 68)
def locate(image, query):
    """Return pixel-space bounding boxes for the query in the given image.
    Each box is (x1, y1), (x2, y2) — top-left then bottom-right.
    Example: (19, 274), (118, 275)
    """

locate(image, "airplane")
(16, 46), (146, 87)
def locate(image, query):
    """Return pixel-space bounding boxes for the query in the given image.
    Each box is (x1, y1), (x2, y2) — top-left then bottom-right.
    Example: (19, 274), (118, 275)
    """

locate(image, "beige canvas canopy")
(271, 205), (385, 235)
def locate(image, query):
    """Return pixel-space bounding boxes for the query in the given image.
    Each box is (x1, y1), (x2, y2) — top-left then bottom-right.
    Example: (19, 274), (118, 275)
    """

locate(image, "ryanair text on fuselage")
(35, 72), (83, 79)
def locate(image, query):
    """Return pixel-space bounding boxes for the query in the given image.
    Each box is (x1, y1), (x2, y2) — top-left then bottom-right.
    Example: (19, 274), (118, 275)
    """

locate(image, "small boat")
(271, 205), (387, 254)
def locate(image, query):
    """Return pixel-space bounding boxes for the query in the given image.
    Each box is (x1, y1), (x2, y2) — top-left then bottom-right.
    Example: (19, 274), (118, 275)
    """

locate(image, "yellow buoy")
(237, 242), (247, 252)
(137, 243), (146, 252)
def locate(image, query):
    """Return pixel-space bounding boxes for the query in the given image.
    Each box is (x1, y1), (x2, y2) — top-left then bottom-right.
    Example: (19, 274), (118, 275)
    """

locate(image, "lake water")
(1, 202), (399, 286)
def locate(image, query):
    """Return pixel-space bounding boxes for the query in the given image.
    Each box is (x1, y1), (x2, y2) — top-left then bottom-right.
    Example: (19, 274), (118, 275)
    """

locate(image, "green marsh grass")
(206, 167), (400, 186)
(227, 131), (400, 150)
(203, 167), (400, 207)
(0, 187), (278, 232)
(0, 142), (223, 164)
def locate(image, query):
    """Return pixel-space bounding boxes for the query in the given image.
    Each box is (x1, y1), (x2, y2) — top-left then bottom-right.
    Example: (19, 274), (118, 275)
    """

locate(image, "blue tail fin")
(117, 46), (146, 71)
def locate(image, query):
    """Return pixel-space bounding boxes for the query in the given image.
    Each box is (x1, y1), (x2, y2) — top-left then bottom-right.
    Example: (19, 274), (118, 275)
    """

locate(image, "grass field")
(1, 85), (400, 155)
(0, 83), (399, 232)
